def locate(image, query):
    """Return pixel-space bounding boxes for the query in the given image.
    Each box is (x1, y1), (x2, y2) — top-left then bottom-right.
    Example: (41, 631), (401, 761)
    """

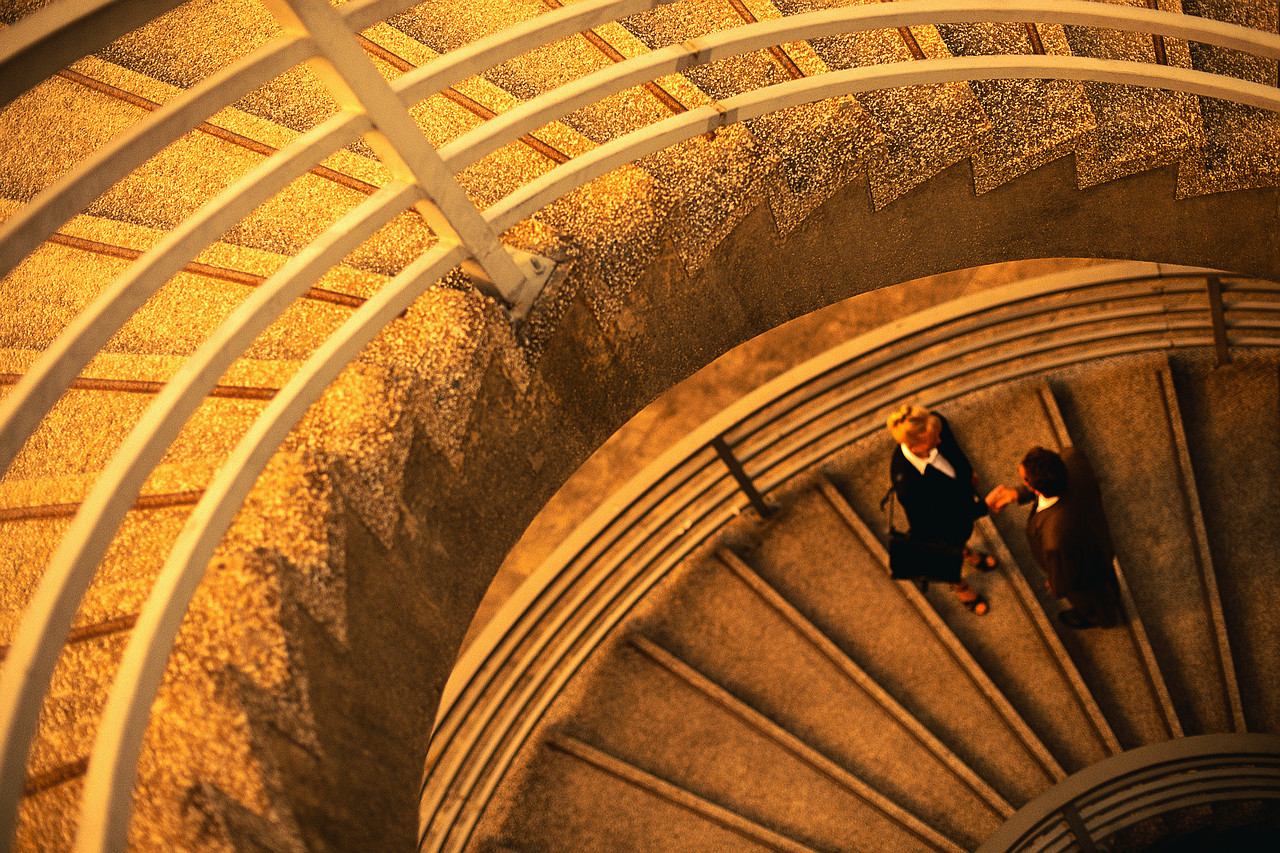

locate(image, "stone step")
(503, 634), (950, 853)
(390, 0), (758, 275)
(741, 482), (1058, 807)
(0, 348), (299, 483)
(772, 0), (991, 209)
(1049, 353), (1244, 735)
(1059, 0), (1203, 188)
(1175, 1), (1280, 196)
(0, 55), (430, 276)
(632, 545), (1007, 848)
(627, 634), (967, 853)
(91, 0), (594, 210)
(1168, 350), (1280, 733)
(389, 0), (711, 144)
(1, 502), (200, 847)
(5, 492), (330, 851)
(479, 729), (825, 853)
(829, 373), (1179, 750)
(465, 345), (1280, 853)
(0, 201), (385, 363)
(0, 463), (214, 645)
(932, 21), (1096, 193)
(614, 0), (887, 233)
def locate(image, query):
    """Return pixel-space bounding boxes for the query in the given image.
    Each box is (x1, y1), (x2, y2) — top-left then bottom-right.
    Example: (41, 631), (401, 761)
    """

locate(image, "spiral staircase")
(425, 267), (1280, 852)
(2, 1), (1280, 851)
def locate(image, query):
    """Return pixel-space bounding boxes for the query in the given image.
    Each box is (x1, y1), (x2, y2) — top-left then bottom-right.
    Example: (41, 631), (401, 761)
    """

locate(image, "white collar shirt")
(900, 444), (958, 480)
(1036, 494), (1060, 512)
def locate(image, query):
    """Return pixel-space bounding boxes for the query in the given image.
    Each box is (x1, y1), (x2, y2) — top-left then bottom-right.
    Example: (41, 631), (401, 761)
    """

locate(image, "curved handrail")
(0, 0), (416, 109)
(391, 0), (682, 108)
(0, 112), (370, 480)
(487, 54), (1280, 232)
(430, 261), (1207, 722)
(7, 1), (1279, 483)
(0, 0), (464, 285)
(419, 264), (1280, 850)
(0, 0), (186, 110)
(442, 1), (1280, 172)
(0, 34), (314, 283)
(976, 733), (1280, 852)
(271, 0), (527, 294)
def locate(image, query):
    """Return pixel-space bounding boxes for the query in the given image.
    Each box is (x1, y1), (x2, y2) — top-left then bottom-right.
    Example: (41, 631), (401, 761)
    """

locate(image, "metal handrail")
(1, 0), (1280, 850)
(976, 734), (1280, 852)
(446, 1), (1280, 174)
(488, 51), (1280, 234)
(420, 265), (1280, 851)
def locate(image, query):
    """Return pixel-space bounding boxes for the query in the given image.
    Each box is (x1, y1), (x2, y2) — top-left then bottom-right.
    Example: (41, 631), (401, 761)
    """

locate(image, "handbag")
(880, 486), (964, 587)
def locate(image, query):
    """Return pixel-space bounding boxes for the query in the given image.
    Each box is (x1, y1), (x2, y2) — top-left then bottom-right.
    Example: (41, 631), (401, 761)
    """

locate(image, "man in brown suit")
(994, 447), (1121, 629)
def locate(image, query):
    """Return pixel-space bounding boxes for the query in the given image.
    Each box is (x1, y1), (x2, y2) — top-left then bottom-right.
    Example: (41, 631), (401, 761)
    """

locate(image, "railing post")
(1060, 801), (1101, 853)
(1206, 275), (1232, 367)
(710, 436), (776, 519)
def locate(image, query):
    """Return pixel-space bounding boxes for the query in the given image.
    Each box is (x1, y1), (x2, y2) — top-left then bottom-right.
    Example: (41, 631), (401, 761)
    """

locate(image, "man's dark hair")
(1021, 447), (1068, 497)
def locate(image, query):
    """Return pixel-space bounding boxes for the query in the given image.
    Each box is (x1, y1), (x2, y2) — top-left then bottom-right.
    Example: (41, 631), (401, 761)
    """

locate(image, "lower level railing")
(977, 733), (1280, 853)
(420, 261), (1280, 852)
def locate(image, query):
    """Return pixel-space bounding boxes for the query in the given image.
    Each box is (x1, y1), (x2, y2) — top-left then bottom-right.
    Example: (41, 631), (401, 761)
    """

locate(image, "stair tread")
(746, 485), (1054, 806)
(773, 1), (992, 208)
(0, 378), (272, 485)
(628, 552), (1004, 847)
(476, 734), (814, 853)
(1177, 1), (1280, 195)
(934, 22), (1096, 194)
(1050, 354), (1236, 735)
(0, 57), (432, 276)
(619, 0), (888, 233)
(1061, 14), (1203, 187)
(1170, 351), (1280, 733)
(0, 201), (387, 363)
(915, 527), (1115, 773)
(0, 496), (199, 643)
(531, 640), (947, 853)
(393, 0), (712, 143)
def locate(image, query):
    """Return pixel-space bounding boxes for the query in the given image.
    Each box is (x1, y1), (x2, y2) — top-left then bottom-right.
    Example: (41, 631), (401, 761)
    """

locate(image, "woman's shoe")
(953, 583), (989, 615)
(963, 547), (997, 571)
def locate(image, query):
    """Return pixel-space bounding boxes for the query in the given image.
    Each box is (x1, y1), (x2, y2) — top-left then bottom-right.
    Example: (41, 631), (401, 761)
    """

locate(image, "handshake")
(984, 484), (1021, 513)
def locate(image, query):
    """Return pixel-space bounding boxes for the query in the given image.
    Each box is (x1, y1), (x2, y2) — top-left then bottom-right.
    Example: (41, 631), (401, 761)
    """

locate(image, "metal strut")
(711, 436), (776, 519)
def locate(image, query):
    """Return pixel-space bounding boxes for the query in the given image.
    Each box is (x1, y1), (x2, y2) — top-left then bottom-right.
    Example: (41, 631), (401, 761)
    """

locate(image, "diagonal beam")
(262, 0), (549, 309)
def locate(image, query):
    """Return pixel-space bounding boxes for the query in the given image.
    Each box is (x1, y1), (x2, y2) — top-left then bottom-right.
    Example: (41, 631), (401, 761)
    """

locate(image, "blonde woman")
(886, 405), (1002, 614)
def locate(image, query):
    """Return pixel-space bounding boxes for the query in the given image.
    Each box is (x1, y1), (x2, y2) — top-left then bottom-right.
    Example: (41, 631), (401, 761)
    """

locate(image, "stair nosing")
(816, 477), (1067, 785)
(716, 547), (1015, 820)
(629, 632), (970, 853)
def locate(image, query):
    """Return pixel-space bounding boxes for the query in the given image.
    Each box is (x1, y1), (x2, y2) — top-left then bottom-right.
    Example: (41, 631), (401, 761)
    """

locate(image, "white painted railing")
(0, 1), (1278, 851)
(977, 734), (1280, 852)
(420, 264), (1280, 852)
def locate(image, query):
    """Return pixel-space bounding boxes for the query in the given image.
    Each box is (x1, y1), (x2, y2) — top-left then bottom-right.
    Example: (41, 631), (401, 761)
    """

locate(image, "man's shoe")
(1057, 609), (1094, 629)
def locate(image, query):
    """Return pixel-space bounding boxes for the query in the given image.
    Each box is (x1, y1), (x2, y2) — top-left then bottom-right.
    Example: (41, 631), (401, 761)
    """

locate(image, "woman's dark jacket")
(889, 414), (988, 551)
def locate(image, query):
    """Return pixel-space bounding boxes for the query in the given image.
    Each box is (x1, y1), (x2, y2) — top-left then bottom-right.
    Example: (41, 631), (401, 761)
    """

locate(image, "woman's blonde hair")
(886, 404), (937, 445)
